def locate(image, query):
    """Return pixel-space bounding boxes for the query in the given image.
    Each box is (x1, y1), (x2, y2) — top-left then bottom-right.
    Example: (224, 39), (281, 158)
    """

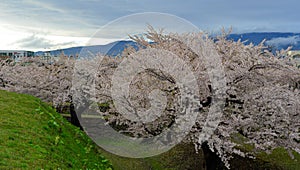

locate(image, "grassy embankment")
(0, 90), (112, 169)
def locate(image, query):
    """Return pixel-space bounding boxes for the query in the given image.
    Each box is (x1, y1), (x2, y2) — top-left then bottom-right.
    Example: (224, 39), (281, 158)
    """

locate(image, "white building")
(287, 50), (300, 68)
(0, 50), (34, 59)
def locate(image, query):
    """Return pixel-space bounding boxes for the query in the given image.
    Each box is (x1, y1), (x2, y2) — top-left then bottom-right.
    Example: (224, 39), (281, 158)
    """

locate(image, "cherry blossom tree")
(0, 27), (299, 169)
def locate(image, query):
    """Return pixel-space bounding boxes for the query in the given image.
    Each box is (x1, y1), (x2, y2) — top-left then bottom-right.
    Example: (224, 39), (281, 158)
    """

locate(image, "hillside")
(34, 33), (300, 58)
(34, 40), (138, 57)
(0, 90), (112, 169)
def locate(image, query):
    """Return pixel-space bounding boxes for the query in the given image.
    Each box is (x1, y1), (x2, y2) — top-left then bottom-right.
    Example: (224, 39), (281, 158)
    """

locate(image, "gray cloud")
(23, 0), (65, 13)
(2, 0), (300, 34)
(265, 36), (300, 47)
(1, 0), (300, 50)
(14, 35), (76, 50)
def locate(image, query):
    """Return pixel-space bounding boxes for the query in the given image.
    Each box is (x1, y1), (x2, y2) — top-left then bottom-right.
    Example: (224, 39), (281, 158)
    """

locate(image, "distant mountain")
(35, 40), (138, 57)
(35, 33), (300, 57)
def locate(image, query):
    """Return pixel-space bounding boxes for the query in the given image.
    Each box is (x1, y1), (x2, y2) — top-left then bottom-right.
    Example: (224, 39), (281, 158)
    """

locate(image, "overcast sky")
(0, 0), (299, 51)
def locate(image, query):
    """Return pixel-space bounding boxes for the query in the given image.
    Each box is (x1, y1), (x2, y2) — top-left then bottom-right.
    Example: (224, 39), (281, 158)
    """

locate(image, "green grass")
(0, 90), (113, 169)
(98, 143), (204, 170)
(257, 147), (300, 170)
(0, 89), (203, 170)
(231, 132), (255, 152)
(231, 133), (300, 170)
